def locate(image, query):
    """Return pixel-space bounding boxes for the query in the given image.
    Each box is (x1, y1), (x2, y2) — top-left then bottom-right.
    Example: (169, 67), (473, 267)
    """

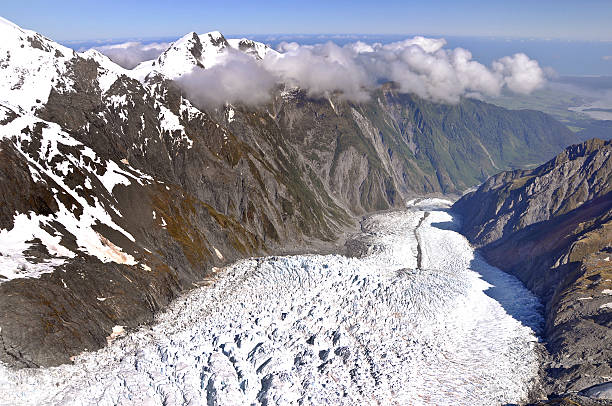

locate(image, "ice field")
(0, 199), (544, 405)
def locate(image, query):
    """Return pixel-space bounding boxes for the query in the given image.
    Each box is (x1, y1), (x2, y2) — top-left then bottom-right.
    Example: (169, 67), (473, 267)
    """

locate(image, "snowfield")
(0, 200), (544, 405)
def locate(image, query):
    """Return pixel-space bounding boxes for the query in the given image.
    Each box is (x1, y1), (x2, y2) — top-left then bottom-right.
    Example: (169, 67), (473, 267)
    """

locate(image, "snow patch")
(0, 109), (144, 274)
(106, 325), (125, 345)
(0, 212), (74, 281)
(213, 247), (223, 260)
(600, 303), (612, 310)
(158, 105), (192, 148)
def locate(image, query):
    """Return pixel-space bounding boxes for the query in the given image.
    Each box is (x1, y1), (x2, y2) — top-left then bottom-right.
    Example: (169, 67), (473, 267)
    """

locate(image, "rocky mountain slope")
(0, 16), (582, 368)
(453, 139), (612, 399)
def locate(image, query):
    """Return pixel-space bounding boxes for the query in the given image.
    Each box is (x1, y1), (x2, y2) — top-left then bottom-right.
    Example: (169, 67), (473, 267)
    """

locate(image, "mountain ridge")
(453, 138), (612, 399)
(0, 16), (587, 369)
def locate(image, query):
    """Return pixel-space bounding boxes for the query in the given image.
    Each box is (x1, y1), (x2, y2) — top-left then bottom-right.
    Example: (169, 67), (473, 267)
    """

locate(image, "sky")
(2, 0), (612, 42)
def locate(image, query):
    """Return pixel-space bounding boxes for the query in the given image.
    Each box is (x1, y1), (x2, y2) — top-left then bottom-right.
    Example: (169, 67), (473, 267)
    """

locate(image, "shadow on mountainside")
(430, 218), (545, 334)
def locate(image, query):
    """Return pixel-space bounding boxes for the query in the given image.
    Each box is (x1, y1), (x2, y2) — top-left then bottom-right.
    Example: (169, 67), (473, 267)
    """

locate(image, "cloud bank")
(94, 41), (170, 69)
(97, 36), (547, 106)
(176, 49), (277, 107)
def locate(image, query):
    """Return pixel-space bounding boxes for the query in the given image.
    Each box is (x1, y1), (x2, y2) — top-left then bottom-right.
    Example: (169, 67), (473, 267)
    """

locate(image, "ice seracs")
(0, 200), (544, 405)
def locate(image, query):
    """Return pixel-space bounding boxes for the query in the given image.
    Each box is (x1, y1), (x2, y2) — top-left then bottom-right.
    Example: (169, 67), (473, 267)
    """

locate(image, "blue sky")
(2, 0), (612, 41)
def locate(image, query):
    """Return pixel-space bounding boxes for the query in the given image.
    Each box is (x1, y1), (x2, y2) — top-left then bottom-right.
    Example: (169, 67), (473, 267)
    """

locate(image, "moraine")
(0, 199), (544, 405)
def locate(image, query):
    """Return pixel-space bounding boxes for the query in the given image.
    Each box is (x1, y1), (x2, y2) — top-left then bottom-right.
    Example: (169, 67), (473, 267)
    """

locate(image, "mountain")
(131, 31), (278, 80)
(0, 16), (584, 367)
(453, 139), (612, 398)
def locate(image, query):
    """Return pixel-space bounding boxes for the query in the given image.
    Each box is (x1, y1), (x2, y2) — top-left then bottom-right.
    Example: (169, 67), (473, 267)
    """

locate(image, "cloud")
(101, 35), (548, 106)
(94, 41), (169, 69)
(492, 53), (546, 94)
(263, 42), (373, 102)
(176, 49), (277, 107)
(259, 39), (546, 104)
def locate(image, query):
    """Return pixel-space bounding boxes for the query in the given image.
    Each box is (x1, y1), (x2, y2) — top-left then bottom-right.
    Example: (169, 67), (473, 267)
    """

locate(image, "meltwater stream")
(0, 199), (544, 405)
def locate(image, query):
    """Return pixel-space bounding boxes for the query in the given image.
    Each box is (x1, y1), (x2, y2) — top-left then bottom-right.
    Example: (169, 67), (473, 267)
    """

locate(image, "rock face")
(453, 139), (612, 398)
(0, 16), (583, 368)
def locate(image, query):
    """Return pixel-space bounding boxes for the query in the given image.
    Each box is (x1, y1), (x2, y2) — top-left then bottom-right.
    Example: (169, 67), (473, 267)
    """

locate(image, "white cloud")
(96, 36), (547, 105)
(492, 53), (546, 94)
(94, 41), (169, 69)
(176, 49), (277, 107)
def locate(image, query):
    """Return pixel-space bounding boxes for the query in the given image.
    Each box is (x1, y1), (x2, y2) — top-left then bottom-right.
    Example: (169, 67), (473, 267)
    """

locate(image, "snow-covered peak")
(81, 48), (111, 63)
(132, 30), (278, 81)
(199, 30), (227, 46)
(0, 15), (20, 30)
(136, 30), (229, 79)
(80, 49), (134, 92)
(0, 16), (77, 112)
(227, 38), (279, 60)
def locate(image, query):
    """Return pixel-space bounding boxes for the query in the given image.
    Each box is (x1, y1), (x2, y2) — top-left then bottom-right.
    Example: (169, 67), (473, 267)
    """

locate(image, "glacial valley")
(0, 200), (544, 405)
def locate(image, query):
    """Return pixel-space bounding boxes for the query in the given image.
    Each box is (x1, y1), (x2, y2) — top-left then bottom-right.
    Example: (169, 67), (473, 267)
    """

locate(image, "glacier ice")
(0, 200), (544, 405)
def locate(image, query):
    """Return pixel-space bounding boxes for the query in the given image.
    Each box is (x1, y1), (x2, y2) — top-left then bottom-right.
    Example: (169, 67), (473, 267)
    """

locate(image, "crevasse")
(0, 199), (543, 405)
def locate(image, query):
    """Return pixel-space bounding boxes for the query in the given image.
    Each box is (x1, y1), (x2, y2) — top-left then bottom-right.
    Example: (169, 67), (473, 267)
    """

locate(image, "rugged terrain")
(453, 139), (612, 401)
(0, 16), (581, 368)
(0, 200), (545, 405)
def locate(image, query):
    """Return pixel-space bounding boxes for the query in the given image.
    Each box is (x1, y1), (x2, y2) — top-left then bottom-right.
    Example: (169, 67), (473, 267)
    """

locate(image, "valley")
(0, 13), (610, 405)
(0, 200), (545, 405)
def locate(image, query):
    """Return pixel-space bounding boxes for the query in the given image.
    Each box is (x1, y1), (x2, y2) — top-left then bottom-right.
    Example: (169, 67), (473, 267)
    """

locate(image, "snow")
(0, 106), (9, 122)
(197, 31), (229, 68)
(108, 94), (129, 121)
(144, 31), (210, 79)
(106, 326), (125, 345)
(227, 38), (279, 60)
(600, 303), (612, 310)
(0, 16), (76, 113)
(0, 201), (544, 405)
(80, 49), (130, 93)
(227, 106), (235, 123)
(213, 247), (224, 260)
(158, 105), (192, 148)
(98, 160), (135, 194)
(0, 109), (143, 275)
(130, 31), (278, 82)
(0, 212), (74, 281)
(131, 59), (156, 82)
(179, 98), (205, 121)
(602, 289), (612, 295)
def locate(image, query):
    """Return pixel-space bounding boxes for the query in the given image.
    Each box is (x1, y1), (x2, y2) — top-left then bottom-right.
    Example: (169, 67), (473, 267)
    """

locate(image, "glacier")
(0, 199), (544, 405)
